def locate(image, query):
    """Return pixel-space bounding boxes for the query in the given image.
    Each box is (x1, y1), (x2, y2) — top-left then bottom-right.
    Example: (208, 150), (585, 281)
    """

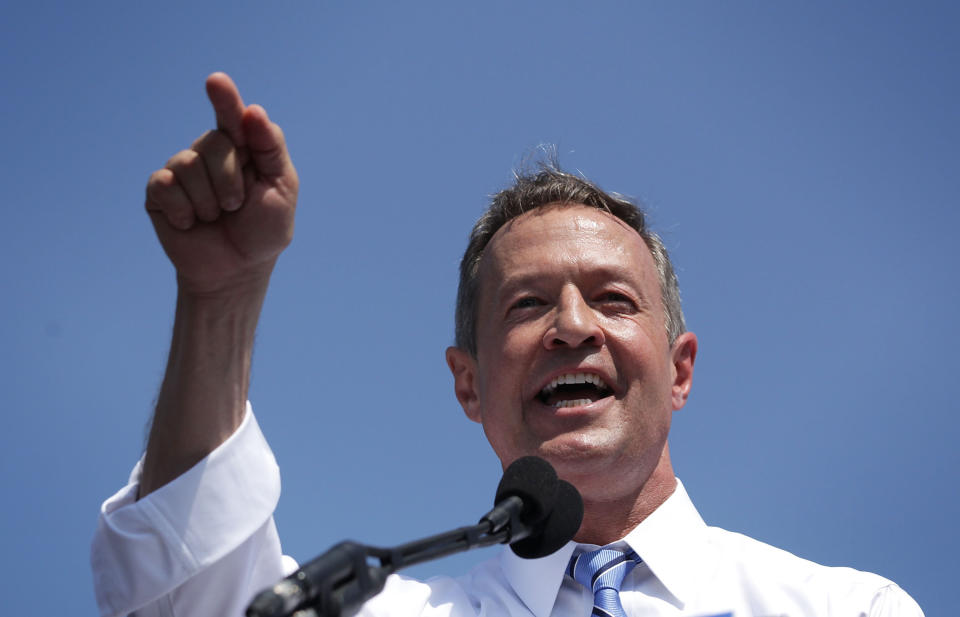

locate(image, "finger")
(242, 164), (257, 195)
(242, 104), (293, 178)
(145, 169), (196, 230)
(165, 150), (221, 223)
(205, 72), (247, 147)
(192, 130), (245, 211)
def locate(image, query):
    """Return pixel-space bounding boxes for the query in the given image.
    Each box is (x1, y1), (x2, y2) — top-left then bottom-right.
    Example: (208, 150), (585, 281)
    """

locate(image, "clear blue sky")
(1, 3), (956, 615)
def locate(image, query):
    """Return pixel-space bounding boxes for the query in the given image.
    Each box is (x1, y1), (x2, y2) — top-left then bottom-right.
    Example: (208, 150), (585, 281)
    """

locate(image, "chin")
(535, 435), (622, 478)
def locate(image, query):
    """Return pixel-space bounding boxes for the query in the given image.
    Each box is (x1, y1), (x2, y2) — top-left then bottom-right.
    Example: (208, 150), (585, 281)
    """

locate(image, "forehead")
(478, 204), (657, 292)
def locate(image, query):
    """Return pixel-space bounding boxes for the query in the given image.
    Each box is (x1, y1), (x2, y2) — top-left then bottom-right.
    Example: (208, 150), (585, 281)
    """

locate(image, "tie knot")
(569, 546), (642, 595)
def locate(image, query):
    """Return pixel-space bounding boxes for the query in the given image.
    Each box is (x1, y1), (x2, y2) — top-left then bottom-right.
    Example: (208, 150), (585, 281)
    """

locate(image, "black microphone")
(247, 456), (582, 617)
(479, 456), (559, 539)
(509, 478), (583, 558)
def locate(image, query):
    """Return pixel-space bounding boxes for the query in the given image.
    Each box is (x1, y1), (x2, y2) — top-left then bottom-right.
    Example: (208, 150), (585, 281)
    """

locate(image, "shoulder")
(703, 526), (923, 616)
(705, 525), (888, 584)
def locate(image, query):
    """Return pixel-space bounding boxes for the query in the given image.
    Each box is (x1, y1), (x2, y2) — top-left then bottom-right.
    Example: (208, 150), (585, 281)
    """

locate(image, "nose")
(543, 287), (605, 349)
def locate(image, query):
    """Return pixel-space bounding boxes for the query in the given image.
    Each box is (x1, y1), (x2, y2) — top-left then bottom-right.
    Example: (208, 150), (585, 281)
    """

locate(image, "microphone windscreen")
(495, 456), (559, 526)
(509, 480), (583, 559)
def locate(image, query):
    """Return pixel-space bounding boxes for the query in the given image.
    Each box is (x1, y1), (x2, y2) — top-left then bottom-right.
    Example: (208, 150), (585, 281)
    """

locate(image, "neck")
(571, 445), (677, 545)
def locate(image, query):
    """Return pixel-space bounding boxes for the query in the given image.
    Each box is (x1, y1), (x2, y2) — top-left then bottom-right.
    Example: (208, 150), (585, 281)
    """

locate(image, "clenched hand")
(145, 72), (298, 296)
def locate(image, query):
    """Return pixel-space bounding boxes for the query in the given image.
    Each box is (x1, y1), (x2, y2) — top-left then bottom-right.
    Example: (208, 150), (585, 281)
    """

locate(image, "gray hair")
(454, 163), (686, 357)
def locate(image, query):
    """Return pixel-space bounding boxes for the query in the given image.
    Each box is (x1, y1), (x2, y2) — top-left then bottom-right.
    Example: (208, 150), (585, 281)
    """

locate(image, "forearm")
(139, 279), (269, 497)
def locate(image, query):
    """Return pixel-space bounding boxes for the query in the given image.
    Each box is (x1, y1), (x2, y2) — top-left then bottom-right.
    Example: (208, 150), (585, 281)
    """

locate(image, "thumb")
(242, 105), (292, 179)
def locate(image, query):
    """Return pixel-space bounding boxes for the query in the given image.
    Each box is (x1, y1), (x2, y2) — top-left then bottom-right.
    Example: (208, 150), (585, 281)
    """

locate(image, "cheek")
(496, 322), (544, 364)
(607, 327), (654, 368)
(607, 319), (670, 363)
(475, 349), (524, 413)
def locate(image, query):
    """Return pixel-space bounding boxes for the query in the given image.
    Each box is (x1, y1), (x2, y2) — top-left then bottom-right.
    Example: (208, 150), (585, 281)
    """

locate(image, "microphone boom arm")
(247, 498), (531, 617)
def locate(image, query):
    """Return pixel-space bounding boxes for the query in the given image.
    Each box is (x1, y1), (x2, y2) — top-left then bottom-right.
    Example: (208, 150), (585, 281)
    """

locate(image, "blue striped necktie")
(569, 546), (643, 617)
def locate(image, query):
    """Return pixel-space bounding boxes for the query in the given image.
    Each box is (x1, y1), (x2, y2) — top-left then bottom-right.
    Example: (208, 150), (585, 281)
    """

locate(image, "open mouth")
(537, 372), (613, 408)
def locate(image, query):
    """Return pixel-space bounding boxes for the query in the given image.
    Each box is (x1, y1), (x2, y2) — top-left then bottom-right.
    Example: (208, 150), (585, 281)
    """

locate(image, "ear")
(670, 331), (698, 411)
(446, 346), (482, 423)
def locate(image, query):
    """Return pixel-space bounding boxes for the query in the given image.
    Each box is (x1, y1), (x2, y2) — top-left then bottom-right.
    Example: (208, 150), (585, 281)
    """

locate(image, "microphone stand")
(247, 497), (527, 617)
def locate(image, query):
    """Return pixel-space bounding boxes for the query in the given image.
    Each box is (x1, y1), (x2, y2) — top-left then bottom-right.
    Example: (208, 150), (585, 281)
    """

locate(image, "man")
(92, 74), (923, 616)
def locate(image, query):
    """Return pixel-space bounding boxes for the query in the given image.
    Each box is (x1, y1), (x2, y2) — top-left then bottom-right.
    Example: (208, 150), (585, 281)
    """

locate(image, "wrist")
(175, 261), (275, 303)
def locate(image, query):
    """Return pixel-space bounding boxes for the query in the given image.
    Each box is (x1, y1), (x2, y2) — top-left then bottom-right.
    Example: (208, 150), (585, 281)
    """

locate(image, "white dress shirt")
(92, 405), (923, 617)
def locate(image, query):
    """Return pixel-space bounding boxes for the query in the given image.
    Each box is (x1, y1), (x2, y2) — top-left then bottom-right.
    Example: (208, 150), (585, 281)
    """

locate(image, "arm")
(91, 73), (299, 617)
(139, 72), (298, 496)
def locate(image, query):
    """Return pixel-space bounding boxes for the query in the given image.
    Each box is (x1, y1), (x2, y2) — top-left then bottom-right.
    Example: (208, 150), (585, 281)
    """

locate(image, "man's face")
(447, 204), (696, 502)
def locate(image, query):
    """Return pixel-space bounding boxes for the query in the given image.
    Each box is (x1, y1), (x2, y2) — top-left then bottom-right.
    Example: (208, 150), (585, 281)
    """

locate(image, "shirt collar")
(621, 478), (709, 606)
(499, 478), (708, 616)
(499, 535), (575, 617)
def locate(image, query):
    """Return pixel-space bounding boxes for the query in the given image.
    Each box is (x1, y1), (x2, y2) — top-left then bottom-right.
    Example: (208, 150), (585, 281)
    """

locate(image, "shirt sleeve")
(90, 402), (293, 617)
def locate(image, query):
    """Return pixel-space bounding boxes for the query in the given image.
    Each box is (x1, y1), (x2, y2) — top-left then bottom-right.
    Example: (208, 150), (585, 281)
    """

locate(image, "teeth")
(540, 372), (608, 395)
(554, 398), (593, 408)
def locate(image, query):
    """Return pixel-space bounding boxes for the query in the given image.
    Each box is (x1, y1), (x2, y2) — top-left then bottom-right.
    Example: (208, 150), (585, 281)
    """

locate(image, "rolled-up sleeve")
(91, 403), (293, 617)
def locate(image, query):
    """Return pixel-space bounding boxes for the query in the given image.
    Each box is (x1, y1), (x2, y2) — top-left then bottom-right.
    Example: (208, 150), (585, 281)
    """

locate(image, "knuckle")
(210, 129), (235, 149)
(195, 207), (221, 223)
(194, 129), (234, 155)
(190, 130), (216, 149)
(145, 170), (174, 203)
(163, 202), (194, 229)
(166, 149), (201, 171)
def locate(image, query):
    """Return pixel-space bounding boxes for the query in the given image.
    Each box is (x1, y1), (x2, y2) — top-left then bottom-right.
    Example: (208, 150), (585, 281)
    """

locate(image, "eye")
(596, 291), (636, 310)
(511, 296), (543, 310)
